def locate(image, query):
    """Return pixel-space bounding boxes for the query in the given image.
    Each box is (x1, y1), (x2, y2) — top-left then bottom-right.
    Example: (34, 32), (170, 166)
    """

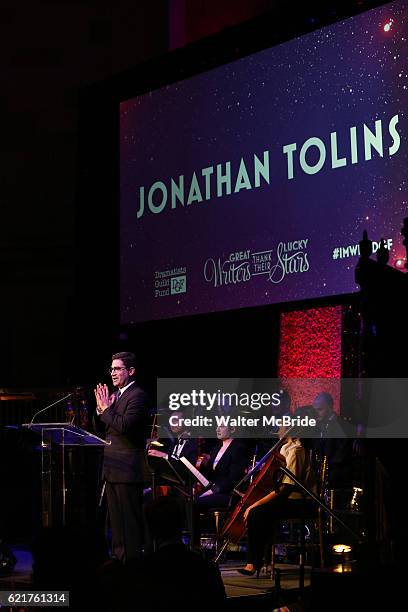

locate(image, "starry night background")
(120, 0), (407, 324)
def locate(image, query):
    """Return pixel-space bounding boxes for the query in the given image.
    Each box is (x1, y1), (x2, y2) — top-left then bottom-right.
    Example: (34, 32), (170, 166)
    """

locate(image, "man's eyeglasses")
(108, 366), (128, 374)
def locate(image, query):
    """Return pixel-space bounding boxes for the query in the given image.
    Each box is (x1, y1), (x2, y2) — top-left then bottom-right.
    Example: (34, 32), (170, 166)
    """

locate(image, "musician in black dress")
(196, 424), (248, 511)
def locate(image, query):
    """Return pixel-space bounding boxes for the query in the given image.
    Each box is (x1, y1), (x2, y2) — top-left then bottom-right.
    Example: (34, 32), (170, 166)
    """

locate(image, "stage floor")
(220, 560), (309, 598)
(0, 545), (309, 597)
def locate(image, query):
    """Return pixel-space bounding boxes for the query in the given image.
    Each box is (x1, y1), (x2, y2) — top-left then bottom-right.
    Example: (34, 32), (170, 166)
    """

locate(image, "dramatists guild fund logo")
(154, 267), (187, 298)
(203, 239), (310, 288)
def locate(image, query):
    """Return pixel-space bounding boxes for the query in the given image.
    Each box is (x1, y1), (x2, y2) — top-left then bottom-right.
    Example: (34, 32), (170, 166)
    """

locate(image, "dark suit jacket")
(163, 436), (198, 466)
(312, 413), (355, 488)
(205, 439), (248, 495)
(94, 383), (149, 483)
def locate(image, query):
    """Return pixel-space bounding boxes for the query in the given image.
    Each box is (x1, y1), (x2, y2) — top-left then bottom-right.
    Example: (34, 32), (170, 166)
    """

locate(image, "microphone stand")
(249, 444), (258, 485)
(278, 464), (361, 542)
(28, 392), (74, 428)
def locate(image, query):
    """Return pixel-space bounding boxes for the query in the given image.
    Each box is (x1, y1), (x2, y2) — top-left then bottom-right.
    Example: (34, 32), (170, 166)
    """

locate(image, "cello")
(215, 432), (290, 562)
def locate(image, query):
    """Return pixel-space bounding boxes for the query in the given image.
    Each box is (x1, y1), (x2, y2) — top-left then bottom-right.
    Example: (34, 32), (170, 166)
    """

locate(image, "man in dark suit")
(94, 351), (149, 563)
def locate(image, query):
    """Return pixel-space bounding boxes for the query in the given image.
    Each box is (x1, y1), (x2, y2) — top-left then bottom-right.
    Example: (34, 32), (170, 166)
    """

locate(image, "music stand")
(147, 454), (187, 496)
(23, 422), (109, 527)
(147, 454), (201, 550)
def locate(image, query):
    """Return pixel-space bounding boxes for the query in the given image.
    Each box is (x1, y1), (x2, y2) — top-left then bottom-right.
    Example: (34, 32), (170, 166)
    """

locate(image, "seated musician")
(196, 424), (248, 511)
(146, 410), (199, 548)
(148, 409), (198, 466)
(238, 425), (316, 577)
(311, 392), (354, 489)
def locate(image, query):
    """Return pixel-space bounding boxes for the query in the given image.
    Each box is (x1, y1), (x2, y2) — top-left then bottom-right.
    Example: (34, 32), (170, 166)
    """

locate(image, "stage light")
(332, 543), (353, 571)
(394, 258), (405, 268)
(383, 19), (394, 33)
(333, 563), (353, 573)
(332, 544), (352, 554)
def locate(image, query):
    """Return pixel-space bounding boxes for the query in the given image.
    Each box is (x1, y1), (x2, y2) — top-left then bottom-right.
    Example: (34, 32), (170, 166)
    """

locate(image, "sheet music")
(179, 456), (210, 487)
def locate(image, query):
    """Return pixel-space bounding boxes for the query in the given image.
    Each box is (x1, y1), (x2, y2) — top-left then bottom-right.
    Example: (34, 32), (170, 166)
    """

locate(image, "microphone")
(28, 392), (74, 428)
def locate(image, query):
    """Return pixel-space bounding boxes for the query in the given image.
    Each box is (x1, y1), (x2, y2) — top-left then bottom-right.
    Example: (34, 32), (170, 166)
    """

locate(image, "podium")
(22, 422), (109, 528)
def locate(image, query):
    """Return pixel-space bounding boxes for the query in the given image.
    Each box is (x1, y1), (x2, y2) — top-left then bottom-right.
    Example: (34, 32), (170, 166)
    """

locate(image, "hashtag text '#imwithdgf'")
(332, 239), (392, 260)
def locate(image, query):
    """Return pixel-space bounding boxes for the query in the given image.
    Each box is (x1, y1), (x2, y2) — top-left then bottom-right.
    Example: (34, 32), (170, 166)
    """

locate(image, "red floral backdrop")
(278, 305), (343, 414)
